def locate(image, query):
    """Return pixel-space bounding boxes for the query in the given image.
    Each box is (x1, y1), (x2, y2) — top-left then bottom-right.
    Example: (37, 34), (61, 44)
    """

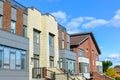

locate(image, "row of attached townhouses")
(0, 0), (106, 80)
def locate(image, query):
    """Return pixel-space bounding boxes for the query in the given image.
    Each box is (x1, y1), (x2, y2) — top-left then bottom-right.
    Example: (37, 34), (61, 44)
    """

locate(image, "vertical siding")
(2, 1), (11, 32)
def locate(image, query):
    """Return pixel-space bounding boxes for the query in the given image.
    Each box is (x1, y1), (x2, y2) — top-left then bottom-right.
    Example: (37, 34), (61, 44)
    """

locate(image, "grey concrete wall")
(0, 29), (29, 50)
(0, 70), (29, 80)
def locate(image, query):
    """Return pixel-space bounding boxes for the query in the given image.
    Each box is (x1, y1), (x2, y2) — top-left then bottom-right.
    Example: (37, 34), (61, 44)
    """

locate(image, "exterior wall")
(27, 8), (42, 80)
(0, 27), (29, 80)
(16, 8), (23, 36)
(78, 36), (99, 72)
(2, 1), (11, 32)
(41, 14), (59, 67)
(58, 25), (68, 50)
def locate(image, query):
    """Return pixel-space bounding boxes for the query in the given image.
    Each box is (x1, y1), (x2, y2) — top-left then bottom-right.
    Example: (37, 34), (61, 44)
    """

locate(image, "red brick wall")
(78, 36), (99, 72)
(64, 32), (67, 49)
(58, 28), (62, 49)
(71, 35), (99, 74)
(16, 8), (23, 36)
(2, 1), (11, 31)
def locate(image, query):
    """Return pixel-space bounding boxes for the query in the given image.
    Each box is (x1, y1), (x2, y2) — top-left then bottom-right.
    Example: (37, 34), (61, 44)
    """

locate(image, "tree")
(105, 68), (116, 78)
(114, 65), (120, 68)
(102, 61), (112, 72)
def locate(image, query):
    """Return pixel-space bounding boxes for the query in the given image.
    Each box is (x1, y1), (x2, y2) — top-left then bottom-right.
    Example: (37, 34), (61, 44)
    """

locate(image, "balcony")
(32, 67), (46, 79)
(59, 49), (76, 60)
(96, 61), (102, 66)
(78, 57), (89, 63)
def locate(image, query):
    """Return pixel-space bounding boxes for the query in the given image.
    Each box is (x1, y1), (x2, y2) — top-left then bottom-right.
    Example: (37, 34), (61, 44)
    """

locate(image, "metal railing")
(32, 67), (44, 79)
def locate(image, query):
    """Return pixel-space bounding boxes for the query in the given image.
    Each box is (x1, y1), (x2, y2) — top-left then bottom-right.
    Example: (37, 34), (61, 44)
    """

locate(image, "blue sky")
(17, 0), (120, 67)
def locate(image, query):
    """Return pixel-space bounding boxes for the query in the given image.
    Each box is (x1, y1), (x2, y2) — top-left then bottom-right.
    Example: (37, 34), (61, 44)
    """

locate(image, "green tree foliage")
(105, 68), (116, 78)
(114, 65), (120, 68)
(115, 77), (120, 80)
(102, 61), (112, 72)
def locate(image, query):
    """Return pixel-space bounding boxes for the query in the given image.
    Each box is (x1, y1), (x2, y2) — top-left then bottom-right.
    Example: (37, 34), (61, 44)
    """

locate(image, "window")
(33, 54), (39, 68)
(0, 15), (2, 28)
(67, 35), (70, 42)
(21, 51), (26, 70)
(50, 56), (54, 67)
(34, 30), (40, 44)
(59, 58), (63, 69)
(79, 49), (84, 57)
(11, 20), (16, 33)
(22, 25), (27, 37)
(62, 40), (64, 49)
(0, 45), (27, 70)
(16, 50), (21, 70)
(4, 47), (10, 69)
(62, 32), (64, 40)
(0, 50), (2, 68)
(10, 52), (15, 69)
(66, 61), (68, 71)
(49, 34), (54, 47)
(67, 42), (70, 50)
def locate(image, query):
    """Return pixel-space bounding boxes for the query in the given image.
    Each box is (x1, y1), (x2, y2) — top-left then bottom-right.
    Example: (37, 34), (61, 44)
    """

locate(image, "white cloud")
(108, 53), (120, 59)
(51, 11), (67, 23)
(66, 17), (83, 28)
(100, 53), (120, 66)
(110, 9), (120, 27)
(82, 19), (108, 29)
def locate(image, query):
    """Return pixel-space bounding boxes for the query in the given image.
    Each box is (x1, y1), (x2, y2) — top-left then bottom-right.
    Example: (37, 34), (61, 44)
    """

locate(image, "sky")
(17, 0), (120, 67)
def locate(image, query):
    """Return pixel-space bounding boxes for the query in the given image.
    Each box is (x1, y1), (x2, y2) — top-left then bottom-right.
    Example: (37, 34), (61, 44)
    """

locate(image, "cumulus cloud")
(110, 10), (120, 27)
(100, 53), (120, 66)
(82, 19), (108, 29)
(51, 11), (67, 23)
(51, 9), (120, 34)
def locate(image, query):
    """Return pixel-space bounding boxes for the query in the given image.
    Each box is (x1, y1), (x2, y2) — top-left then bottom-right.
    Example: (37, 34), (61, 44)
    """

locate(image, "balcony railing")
(32, 67), (45, 79)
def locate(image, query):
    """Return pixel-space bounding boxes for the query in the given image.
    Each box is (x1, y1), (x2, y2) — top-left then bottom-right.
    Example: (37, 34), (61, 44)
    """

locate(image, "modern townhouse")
(70, 32), (102, 79)
(58, 24), (76, 74)
(27, 7), (59, 80)
(0, 0), (29, 80)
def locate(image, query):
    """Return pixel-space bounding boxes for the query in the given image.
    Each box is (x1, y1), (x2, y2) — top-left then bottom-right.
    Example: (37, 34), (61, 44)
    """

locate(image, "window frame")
(11, 20), (16, 33)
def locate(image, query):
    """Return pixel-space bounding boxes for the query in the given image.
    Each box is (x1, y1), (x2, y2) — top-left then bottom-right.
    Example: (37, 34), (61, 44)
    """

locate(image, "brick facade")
(2, 1), (11, 32)
(16, 8), (23, 36)
(58, 28), (62, 49)
(64, 32), (67, 49)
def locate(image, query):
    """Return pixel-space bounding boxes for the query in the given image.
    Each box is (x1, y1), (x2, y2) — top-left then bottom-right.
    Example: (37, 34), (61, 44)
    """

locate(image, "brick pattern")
(16, 8), (23, 36)
(58, 28), (62, 49)
(71, 35), (99, 74)
(64, 32), (67, 49)
(2, 1), (11, 31)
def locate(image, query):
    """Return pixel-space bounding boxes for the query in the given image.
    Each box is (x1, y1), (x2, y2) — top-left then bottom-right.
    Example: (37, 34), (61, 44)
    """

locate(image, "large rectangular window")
(49, 34), (54, 47)
(4, 47), (10, 69)
(22, 25), (27, 37)
(0, 45), (27, 70)
(0, 15), (2, 28)
(34, 30), (40, 44)
(11, 20), (16, 33)
(50, 56), (54, 67)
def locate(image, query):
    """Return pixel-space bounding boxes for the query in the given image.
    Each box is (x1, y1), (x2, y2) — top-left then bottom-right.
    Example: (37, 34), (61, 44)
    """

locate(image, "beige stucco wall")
(27, 8), (59, 80)
(27, 8), (42, 80)
(41, 14), (59, 67)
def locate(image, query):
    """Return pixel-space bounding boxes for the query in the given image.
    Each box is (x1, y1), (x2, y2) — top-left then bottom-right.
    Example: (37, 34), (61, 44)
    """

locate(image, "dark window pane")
(0, 50), (2, 68)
